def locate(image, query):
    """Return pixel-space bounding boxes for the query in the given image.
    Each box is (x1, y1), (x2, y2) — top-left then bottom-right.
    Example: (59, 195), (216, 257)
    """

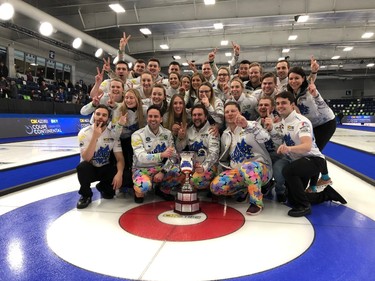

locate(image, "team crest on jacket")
(230, 139), (254, 163)
(284, 134), (296, 147)
(189, 141), (206, 156)
(152, 143), (167, 153)
(93, 146), (110, 164)
(297, 103), (309, 115)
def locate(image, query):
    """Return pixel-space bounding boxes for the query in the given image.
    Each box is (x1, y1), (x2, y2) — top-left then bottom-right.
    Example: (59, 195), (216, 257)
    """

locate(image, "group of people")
(75, 33), (347, 217)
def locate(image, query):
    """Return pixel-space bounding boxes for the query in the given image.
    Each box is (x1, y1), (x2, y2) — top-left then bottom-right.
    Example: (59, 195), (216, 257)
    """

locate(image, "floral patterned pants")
(210, 162), (271, 207)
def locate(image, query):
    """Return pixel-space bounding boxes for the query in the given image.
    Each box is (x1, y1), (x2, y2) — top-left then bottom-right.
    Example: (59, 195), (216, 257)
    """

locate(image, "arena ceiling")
(1, 0), (375, 76)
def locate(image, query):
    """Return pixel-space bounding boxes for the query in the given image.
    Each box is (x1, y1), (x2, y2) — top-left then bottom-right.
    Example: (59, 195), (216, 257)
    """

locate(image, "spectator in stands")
(0, 60), (9, 79)
(55, 86), (66, 103)
(26, 71), (33, 82)
(76, 104), (125, 209)
(0, 77), (9, 98)
(9, 80), (19, 99)
(39, 80), (50, 101)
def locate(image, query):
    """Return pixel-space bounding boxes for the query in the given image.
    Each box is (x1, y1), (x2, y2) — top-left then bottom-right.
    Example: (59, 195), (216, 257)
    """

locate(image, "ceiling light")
(343, 47), (353, 52)
(278, 57), (286, 61)
(72, 38), (82, 49)
(109, 4), (125, 13)
(288, 35), (298, 41)
(95, 48), (103, 58)
(160, 44), (169, 50)
(367, 63), (375, 68)
(214, 23), (223, 29)
(173, 55), (181, 60)
(140, 28), (152, 35)
(221, 40), (228, 46)
(128, 62), (133, 69)
(331, 56), (340, 60)
(182, 62), (189, 66)
(39, 22), (53, 36)
(361, 32), (374, 39)
(0, 3), (14, 21)
(225, 52), (232, 57)
(295, 15), (309, 23)
(113, 56), (119, 64)
(282, 48), (290, 53)
(320, 65), (327, 69)
(204, 0), (216, 5)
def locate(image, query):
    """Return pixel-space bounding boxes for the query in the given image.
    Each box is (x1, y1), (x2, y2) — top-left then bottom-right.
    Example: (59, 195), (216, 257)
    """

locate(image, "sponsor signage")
(342, 115), (375, 127)
(0, 116), (90, 139)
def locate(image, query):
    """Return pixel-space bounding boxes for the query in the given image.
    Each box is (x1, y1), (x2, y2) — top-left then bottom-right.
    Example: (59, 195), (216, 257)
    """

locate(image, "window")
(25, 53), (37, 76)
(14, 50), (25, 74)
(63, 64), (71, 81)
(46, 59), (55, 80)
(55, 62), (63, 81)
(36, 57), (46, 78)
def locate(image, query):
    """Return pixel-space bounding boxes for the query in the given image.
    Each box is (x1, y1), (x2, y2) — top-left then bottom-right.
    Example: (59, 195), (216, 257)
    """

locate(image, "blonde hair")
(120, 88), (145, 128)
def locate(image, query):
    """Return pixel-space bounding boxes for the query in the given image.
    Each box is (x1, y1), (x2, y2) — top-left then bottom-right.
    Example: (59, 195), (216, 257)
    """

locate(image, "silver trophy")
(174, 149), (206, 215)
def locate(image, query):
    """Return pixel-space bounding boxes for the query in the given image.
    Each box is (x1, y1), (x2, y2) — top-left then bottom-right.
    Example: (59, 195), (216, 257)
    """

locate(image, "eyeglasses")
(116, 68), (127, 70)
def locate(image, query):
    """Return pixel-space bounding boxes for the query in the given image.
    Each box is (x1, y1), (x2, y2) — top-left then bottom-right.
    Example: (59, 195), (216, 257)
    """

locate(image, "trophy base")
(174, 191), (201, 215)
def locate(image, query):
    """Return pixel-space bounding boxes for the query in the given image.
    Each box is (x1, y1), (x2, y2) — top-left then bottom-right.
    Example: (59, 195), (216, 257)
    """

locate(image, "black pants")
(283, 156), (326, 208)
(120, 137), (134, 189)
(310, 118), (336, 184)
(76, 161), (116, 197)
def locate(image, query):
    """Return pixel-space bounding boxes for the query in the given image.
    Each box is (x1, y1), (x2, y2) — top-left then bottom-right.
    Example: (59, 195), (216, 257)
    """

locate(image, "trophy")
(174, 149), (206, 215)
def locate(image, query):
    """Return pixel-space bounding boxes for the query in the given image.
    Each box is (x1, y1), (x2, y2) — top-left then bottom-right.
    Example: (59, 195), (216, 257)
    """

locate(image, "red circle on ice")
(119, 201), (245, 241)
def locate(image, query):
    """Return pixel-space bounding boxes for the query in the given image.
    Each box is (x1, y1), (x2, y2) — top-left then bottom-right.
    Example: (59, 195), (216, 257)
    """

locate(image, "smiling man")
(176, 104), (220, 191)
(131, 105), (185, 203)
(273, 91), (347, 217)
(76, 104), (124, 209)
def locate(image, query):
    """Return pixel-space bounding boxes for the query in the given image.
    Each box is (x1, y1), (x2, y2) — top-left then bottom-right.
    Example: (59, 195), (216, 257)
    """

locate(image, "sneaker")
(77, 196), (92, 209)
(276, 193), (287, 203)
(246, 204), (262, 216)
(324, 185), (347, 204)
(317, 178), (333, 187)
